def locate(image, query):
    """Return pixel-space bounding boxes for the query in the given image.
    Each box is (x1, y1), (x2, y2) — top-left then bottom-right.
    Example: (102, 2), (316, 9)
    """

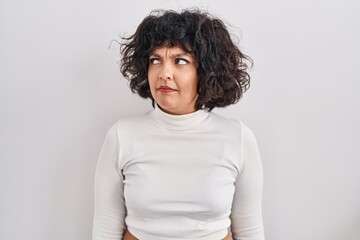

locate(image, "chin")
(156, 101), (176, 110)
(158, 105), (176, 114)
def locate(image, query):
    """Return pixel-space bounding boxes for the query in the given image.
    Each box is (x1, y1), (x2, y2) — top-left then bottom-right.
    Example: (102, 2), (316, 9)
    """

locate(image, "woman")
(93, 9), (264, 240)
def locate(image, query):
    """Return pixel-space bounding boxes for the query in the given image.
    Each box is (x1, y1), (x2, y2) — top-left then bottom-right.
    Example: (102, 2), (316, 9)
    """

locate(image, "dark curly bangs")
(120, 9), (253, 111)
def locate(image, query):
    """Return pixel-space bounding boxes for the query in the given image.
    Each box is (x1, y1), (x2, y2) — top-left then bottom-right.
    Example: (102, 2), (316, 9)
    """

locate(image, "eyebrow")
(149, 52), (192, 58)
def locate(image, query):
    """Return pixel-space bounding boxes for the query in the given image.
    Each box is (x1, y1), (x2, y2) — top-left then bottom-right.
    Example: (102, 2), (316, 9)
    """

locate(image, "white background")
(1, 0), (359, 239)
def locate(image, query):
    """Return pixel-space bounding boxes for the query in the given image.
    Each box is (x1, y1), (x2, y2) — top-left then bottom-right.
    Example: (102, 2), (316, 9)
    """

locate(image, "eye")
(175, 58), (189, 65)
(149, 58), (161, 65)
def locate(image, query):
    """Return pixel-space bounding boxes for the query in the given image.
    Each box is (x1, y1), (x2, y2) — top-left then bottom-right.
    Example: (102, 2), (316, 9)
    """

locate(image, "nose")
(159, 64), (174, 81)
(160, 74), (172, 80)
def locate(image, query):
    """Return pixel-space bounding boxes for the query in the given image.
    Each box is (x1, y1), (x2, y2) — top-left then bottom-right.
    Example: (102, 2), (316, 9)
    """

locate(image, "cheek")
(147, 70), (156, 90)
(187, 73), (198, 96)
(147, 78), (156, 99)
(180, 80), (198, 99)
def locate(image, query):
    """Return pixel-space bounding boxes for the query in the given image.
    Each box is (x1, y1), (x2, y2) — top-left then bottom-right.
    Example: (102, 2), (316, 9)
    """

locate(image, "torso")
(117, 108), (242, 239)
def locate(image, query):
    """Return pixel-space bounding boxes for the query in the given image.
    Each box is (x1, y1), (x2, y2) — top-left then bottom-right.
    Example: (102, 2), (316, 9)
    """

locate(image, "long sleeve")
(92, 123), (127, 240)
(230, 123), (265, 240)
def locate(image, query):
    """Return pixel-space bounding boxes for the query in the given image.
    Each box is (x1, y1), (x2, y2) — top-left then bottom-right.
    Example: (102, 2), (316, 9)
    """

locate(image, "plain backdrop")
(0, 0), (359, 239)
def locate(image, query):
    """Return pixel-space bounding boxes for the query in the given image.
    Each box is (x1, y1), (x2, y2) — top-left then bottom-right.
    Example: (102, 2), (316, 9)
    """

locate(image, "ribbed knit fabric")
(93, 105), (264, 240)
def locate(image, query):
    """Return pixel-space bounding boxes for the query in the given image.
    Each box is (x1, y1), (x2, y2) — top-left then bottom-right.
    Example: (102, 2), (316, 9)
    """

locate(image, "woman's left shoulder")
(209, 112), (243, 130)
(209, 112), (258, 139)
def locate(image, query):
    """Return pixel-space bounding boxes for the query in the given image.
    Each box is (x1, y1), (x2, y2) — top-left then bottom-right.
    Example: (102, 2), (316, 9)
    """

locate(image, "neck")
(150, 104), (210, 130)
(157, 104), (197, 115)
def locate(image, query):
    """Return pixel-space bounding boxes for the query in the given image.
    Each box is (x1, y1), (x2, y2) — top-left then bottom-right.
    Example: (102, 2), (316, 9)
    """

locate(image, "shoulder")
(105, 111), (153, 141)
(109, 111), (150, 129)
(208, 112), (242, 129)
(209, 112), (259, 146)
(208, 112), (252, 135)
(239, 122), (259, 149)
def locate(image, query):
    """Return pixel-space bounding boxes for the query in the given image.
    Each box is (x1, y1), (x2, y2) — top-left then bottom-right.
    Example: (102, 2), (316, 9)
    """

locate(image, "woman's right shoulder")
(107, 110), (153, 135)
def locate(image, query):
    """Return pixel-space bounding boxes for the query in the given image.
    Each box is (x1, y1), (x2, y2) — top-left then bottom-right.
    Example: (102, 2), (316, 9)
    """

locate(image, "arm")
(230, 123), (265, 240)
(93, 123), (127, 240)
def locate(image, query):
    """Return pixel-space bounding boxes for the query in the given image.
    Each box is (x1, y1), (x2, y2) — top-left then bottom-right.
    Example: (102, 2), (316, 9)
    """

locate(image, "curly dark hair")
(120, 9), (253, 111)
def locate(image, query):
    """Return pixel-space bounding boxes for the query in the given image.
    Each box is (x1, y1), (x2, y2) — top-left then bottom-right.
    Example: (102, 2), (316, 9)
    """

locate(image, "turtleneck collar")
(149, 104), (210, 130)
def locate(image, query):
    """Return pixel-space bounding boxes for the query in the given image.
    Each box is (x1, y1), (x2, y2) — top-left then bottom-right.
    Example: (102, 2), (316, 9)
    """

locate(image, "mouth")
(157, 86), (177, 93)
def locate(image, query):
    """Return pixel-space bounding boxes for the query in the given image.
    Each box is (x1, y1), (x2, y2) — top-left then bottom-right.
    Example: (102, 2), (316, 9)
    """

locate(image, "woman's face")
(148, 46), (198, 115)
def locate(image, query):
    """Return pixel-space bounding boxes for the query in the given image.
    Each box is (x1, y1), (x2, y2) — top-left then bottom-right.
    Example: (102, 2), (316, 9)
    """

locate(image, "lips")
(157, 86), (177, 92)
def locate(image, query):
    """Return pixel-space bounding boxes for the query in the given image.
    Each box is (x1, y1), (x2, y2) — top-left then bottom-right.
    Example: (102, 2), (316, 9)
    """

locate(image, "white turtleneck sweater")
(92, 106), (264, 240)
